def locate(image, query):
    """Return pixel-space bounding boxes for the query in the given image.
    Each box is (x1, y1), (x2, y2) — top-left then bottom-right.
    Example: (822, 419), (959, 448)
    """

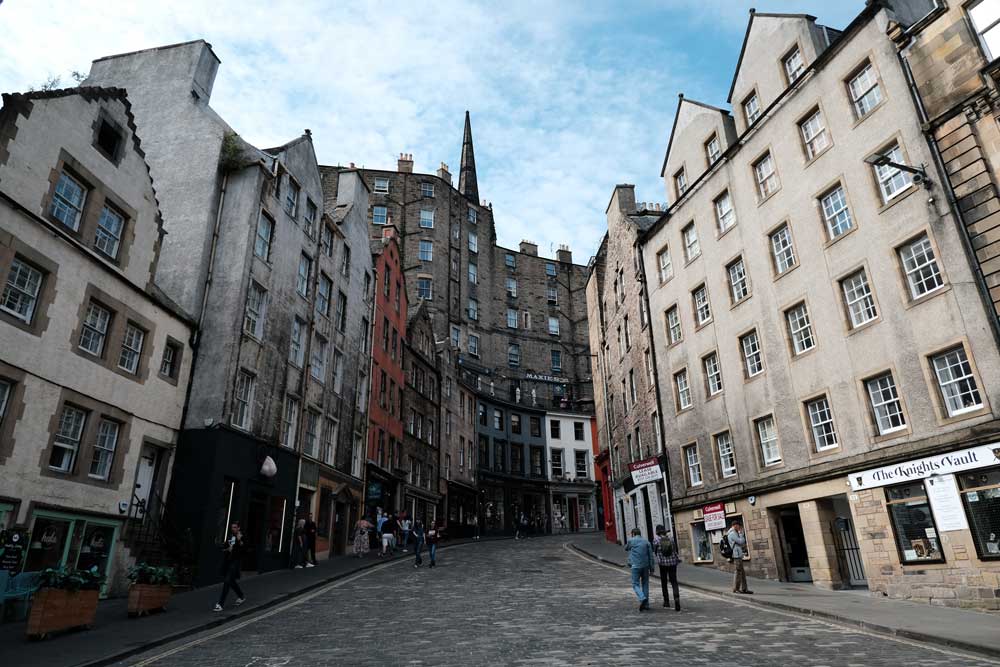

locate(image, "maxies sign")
(849, 443), (1000, 491)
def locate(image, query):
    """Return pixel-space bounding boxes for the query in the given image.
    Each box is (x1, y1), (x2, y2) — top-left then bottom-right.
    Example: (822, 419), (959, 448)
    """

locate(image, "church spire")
(458, 110), (479, 202)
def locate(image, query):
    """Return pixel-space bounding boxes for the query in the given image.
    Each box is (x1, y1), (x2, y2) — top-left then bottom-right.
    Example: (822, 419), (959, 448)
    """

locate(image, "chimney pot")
(398, 153), (414, 173)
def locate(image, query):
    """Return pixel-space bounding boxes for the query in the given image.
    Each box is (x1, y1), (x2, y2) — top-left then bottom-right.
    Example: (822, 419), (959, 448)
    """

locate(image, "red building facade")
(365, 230), (408, 515)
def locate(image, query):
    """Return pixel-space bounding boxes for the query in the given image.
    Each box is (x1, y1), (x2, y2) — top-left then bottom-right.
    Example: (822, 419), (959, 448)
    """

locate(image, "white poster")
(924, 474), (969, 532)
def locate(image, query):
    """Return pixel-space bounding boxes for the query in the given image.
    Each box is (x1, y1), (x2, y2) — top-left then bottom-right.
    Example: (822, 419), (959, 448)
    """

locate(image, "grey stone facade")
(85, 40), (375, 578)
(0, 86), (195, 593)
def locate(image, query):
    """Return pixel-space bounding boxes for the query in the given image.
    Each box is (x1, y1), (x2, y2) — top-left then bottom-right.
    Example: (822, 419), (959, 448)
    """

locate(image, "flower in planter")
(39, 566), (105, 591)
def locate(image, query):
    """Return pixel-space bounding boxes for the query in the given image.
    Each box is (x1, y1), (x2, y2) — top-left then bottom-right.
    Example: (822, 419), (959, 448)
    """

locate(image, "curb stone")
(569, 543), (1000, 662)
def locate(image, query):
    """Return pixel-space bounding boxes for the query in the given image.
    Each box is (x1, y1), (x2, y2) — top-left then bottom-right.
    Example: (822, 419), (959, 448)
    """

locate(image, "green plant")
(127, 563), (176, 586)
(219, 132), (247, 172)
(39, 566), (104, 591)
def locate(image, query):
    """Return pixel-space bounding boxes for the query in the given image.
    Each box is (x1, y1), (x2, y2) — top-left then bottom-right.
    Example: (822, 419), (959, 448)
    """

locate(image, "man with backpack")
(653, 525), (680, 611)
(624, 527), (655, 611)
(725, 521), (753, 594)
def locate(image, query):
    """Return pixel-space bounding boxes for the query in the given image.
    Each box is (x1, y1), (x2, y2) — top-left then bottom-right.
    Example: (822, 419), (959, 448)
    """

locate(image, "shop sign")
(703, 502), (726, 531)
(924, 474), (969, 532)
(628, 456), (663, 485)
(0, 528), (28, 573)
(849, 443), (1000, 491)
(525, 372), (569, 384)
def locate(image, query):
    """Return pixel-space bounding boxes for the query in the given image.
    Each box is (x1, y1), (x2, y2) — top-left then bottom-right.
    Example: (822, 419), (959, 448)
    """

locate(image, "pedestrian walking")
(624, 527), (655, 611)
(473, 513), (481, 541)
(516, 512), (528, 540)
(400, 515), (412, 551)
(726, 521), (753, 594)
(426, 520), (441, 567)
(412, 520), (425, 567)
(381, 513), (398, 557)
(214, 522), (246, 611)
(292, 518), (307, 568)
(353, 517), (372, 558)
(304, 513), (317, 567)
(653, 525), (680, 611)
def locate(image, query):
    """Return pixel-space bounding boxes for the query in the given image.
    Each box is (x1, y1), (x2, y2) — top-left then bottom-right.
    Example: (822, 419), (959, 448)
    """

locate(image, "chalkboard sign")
(0, 528), (28, 573)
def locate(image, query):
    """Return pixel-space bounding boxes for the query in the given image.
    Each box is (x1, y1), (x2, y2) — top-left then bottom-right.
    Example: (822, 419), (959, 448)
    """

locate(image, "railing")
(124, 489), (197, 586)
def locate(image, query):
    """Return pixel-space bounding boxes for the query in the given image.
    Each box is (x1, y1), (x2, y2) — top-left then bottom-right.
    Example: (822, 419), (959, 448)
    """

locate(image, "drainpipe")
(896, 45), (1000, 349)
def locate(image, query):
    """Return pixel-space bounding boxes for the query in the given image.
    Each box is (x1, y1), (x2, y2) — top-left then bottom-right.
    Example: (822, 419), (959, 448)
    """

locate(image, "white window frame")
(506, 277), (517, 298)
(754, 152), (778, 199)
(931, 346), (983, 417)
(727, 257), (749, 303)
(255, 211), (273, 259)
(741, 330), (764, 377)
(372, 205), (388, 225)
(244, 281), (267, 339)
(714, 190), (735, 233)
(685, 445), (703, 486)
(799, 109), (829, 159)
(806, 396), (839, 451)
(770, 223), (796, 274)
(51, 171), (86, 231)
(820, 185), (853, 239)
(784, 47), (805, 83)
(675, 369), (691, 410)
(507, 308), (518, 329)
(693, 285), (711, 326)
(297, 254), (312, 297)
(706, 134), (721, 164)
(233, 371), (255, 430)
(79, 301), (111, 357)
(899, 234), (944, 299)
(866, 372), (906, 435)
(743, 92), (761, 125)
(310, 336), (328, 382)
(373, 177), (389, 194)
(419, 240), (433, 261)
(2, 258), (43, 323)
(715, 431), (737, 478)
(51, 405), (86, 472)
(117, 322), (145, 374)
(89, 418), (119, 480)
(657, 247), (672, 283)
(419, 209), (435, 229)
(703, 352), (723, 396)
(682, 223), (700, 262)
(289, 317), (305, 367)
(282, 396), (300, 449)
(468, 299), (479, 321)
(666, 306), (682, 345)
(95, 206), (124, 259)
(548, 316), (560, 336)
(848, 62), (882, 119)
(785, 302), (815, 355)
(841, 269), (878, 328)
(873, 143), (911, 203)
(756, 415), (782, 465)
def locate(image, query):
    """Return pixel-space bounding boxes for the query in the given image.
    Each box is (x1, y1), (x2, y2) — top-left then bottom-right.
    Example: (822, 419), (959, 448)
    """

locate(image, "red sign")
(703, 502), (726, 531)
(628, 456), (663, 485)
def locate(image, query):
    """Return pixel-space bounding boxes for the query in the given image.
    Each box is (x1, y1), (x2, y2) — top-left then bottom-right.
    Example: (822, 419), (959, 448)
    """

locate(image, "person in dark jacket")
(426, 520), (442, 567)
(214, 522), (246, 611)
(625, 527), (655, 611)
(412, 520), (426, 567)
(292, 519), (307, 568)
(304, 513), (318, 566)
(654, 525), (681, 611)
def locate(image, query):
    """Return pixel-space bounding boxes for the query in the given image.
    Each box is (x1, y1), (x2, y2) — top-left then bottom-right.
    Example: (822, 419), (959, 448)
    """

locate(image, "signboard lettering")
(0, 528), (28, 573)
(628, 456), (663, 486)
(849, 444), (1000, 491)
(924, 474), (969, 532)
(703, 502), (726, 531)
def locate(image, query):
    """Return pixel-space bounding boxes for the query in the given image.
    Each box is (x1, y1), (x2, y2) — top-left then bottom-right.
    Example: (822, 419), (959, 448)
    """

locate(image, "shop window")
(690, 522), (712, 562)
(265, 495), (287, 553)
(886, 481), (944, 563)
(958, 466), (1000, 560)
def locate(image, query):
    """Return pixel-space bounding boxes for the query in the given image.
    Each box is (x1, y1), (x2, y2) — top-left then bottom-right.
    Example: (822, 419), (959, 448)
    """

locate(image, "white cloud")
(0, 0), (861, 261)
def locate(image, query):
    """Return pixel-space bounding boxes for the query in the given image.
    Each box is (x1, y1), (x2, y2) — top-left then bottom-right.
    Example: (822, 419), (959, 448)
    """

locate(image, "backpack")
(718, 533), (734, 560)
(659, 536), (674, 558)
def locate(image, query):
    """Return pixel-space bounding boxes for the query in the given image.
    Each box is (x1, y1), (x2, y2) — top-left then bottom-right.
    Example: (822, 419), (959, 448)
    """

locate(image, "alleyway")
(110, 537), (996, 667)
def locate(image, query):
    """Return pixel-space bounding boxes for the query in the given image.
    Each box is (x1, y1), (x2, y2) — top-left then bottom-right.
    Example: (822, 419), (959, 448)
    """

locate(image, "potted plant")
(26, 566), (104, 639)
(127, 563), (176, 617)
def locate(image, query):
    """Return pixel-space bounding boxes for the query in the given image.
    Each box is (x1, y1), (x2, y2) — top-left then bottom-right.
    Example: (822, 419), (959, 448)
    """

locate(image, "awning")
(447, 479), (479, 494)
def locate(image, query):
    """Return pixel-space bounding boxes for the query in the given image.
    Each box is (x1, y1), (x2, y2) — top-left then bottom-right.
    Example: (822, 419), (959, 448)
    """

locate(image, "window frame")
(784, 301), (816, 356)
(846, 59), (883, 121)
(897, 232), (945, 301)
(804, 395), (839, 452)
(740, 329), (764, 378)
(864, 371), (908, 437)
(929, 344), (984, 419)
(714, 430), (737, 478)
(753, 150), (779, 200)
(684, 444), (703, 487)
(754, 414), (782, 467)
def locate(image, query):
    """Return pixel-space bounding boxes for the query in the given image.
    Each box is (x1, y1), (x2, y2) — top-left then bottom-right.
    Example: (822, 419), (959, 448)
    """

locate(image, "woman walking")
(353, 516), (372, 558)
(426, 520), (442, 568)
(654, 525), (681, 611)
(412, 520), (426, 567)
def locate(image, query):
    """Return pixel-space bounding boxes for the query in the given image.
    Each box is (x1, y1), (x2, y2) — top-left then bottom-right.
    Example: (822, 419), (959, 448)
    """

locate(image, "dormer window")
(374, 177), (389, 194)
(783, 47), (805, 84)
(705, 134), (721, 165)
(95, 117), (124, 163)
(674, 168), (688, 197)
(743, 92), (761, 126)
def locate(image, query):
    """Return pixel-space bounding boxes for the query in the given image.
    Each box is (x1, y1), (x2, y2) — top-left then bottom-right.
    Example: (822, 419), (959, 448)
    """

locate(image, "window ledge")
(901, 284), (950, 311)
(789, 346), (818, 362)
(756, 189), (781, 208)
(844, 317), (880, 338)
(743, 371), (765, 385)
(772, 263), (800, 283)
(729, 295), (752, 311)
(716, 224), (738, 241)
(683, 254), (702, 268)
(871, 427), (911, 445)
(694, 319), (713, 332)
(802, 143), (834, 169)
(851, 100), (886, 130)
(876, 184), (918, 215)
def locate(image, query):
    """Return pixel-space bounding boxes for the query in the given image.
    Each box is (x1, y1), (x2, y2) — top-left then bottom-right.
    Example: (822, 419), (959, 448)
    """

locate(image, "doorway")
(640, 487), (654, 541)
(831, 495), (867, 588)
(778, 507), (812, 582)
(130, 444), (161, 519)
(568, 497), (579, 532)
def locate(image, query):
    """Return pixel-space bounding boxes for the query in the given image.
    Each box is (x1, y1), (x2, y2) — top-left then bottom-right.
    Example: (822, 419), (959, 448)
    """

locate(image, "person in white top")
(400, 517), (413, 551)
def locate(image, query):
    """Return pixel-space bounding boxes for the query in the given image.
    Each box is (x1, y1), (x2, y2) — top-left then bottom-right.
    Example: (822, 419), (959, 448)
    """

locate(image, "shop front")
(614, 455), (671, 543)
(848, 443), (1000, 609)
(168, 428), (299, 587)
(315, 472), (361, 558)
(445, 479), (479, 537)
(364, 463), (402, 518)
(548, 482), (598, 533)
(23, 509), (121, 596)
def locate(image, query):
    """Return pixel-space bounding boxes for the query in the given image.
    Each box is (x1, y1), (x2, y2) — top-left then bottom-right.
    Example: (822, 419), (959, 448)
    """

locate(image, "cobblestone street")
(118, 538), (998, 667)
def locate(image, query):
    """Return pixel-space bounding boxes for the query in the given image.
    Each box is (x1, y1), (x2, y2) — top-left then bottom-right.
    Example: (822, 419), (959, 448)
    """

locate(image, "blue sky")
(0, 1), (864, 262)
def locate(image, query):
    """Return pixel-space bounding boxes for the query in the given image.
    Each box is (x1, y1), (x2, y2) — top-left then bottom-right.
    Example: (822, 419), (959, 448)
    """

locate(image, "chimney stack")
(397, 153), (413, 173)
(519, 240), (538, 256)
(557, 244), (573, 264)
(437, 162), (451, 184)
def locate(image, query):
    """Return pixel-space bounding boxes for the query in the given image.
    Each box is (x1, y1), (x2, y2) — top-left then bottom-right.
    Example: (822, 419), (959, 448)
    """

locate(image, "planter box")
(26, 588), (99, 639)
(128, 583), (172, 617)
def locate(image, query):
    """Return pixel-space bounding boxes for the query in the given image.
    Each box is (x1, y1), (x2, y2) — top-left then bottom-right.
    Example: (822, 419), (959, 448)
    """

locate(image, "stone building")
(640, 5), (1000, 609)
(544, 410), (599, 533)
(586, 186), (670, 543)
(363, 229), (407, 515)
(440, 353), (479, 536)
(0, 86), (194, 594)
(85, 41), (375, 582)
(401, 305), (443, 526)
(334, 113), (594, 414)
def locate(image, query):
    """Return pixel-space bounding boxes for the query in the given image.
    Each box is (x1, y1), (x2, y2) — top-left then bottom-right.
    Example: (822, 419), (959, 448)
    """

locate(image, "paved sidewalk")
(0, 536), (499, 667)
(572, 533), (1000, 660)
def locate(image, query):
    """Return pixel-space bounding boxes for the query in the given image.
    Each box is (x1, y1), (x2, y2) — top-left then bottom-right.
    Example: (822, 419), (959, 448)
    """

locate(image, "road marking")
(564, 543), (1000, 665)
(130, 545), (477, 666)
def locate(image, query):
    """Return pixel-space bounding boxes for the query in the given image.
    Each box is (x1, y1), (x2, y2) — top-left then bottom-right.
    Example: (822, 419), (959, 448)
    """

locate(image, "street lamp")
(864, 153), (932, 189)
